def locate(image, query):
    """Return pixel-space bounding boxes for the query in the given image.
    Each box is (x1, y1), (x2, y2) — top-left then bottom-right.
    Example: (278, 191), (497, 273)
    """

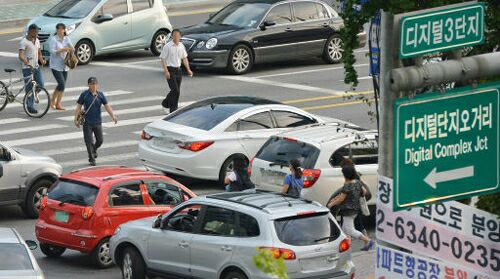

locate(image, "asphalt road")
(0, 11), (376, 279)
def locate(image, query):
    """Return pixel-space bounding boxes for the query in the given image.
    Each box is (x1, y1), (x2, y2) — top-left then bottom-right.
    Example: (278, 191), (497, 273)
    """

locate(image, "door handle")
(322, 23), (329, 28)
(178, 241), (189, 248)
(285, 28), (293, 32)
(242, 135), (252, 140)
(221, 245), (232, 252)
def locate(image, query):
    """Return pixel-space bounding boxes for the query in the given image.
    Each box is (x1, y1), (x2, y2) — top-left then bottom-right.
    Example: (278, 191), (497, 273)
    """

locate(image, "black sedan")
(180, 0), (367, 74)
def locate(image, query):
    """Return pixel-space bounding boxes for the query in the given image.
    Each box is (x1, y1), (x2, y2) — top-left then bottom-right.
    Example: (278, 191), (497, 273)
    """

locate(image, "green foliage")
(476, 193), (500, 217)
(253, 248), (288, 279)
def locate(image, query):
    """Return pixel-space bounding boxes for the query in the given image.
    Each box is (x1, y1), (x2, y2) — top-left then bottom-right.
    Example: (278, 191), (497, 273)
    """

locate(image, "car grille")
(38, 32), (50, 43)
(180, 38), (196, 51)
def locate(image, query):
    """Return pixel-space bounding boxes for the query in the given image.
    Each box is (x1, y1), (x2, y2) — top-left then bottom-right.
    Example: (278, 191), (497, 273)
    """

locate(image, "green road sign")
(400, 3), (485, 58)
(394, 82), (499, 211)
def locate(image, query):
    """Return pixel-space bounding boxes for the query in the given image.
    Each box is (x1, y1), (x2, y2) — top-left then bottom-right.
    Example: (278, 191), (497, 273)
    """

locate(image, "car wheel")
(23, 178), (53, 219)
(151, 30), (169, 56)
(40, 243), (66, 257)
(91, 238), (113, 268)
(227, 44), (253, 74)
(121, 247), (146, 279)
(323, 35), (343, 64)
(223, 270), (248, 279)
(75, 40), (94, 65)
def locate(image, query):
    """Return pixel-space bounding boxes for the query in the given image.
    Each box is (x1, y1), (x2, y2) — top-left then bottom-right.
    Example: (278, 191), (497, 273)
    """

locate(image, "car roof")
(235, 0), (328, 4)
(196, 190), (329, 219)
(185, 96), (281, 107)
(0, 228), (21, 244)
(62, 166), (166, 186)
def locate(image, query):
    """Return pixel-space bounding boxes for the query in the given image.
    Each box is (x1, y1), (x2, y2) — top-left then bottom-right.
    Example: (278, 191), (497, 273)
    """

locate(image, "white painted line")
(337, 76), (373, 82)
(251, 63), (370, 79)
(354, 49), (369, 53)
(42, 140), (138, 156)
(63, 153), (138, 167)
(220, 76), (345, 96)
(112, 96), (164, 106)
(3, 131), (90, 147)
(128, 59), (160, 65)
(0, 118), (29, 125)
(102, 116), (163, 128)
(8, 36), (23, 42)
(92, 61), (160, 72)
(0, 124), (67, 136)
(0, 51), (18, 58)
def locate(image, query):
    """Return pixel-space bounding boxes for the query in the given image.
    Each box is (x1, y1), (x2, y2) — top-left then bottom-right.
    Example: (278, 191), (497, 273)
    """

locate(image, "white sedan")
(138, 96), (343, 183)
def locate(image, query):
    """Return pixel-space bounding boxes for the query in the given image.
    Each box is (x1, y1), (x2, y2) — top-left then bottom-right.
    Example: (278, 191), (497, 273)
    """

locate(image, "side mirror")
(26, 240), (38, 250)
(95, 13), (113, 24)
(152, 214), (162, 229)
(259, 20), (276, 31)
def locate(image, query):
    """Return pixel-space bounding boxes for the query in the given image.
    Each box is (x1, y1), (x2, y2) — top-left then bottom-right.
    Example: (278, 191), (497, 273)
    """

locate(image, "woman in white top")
(49, 23), (73, 110)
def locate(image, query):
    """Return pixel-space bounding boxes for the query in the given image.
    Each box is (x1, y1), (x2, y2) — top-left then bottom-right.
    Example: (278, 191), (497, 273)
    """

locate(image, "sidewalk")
(352, 250), (375, 279)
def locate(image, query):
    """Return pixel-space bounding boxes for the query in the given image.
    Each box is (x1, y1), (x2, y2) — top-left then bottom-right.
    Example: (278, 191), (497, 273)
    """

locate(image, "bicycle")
(0, 66), (50, 118)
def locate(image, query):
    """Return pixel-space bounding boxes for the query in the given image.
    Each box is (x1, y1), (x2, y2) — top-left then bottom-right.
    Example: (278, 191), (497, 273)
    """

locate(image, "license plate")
(261, 169), (286, 186)
(300, 255), (336, 271)
(55, 211), (69, 223)
(154, 138), (176, 149)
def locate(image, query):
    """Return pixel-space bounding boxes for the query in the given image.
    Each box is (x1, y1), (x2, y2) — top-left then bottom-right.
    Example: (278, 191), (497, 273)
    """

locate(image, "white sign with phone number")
(376, 175), (499, 277)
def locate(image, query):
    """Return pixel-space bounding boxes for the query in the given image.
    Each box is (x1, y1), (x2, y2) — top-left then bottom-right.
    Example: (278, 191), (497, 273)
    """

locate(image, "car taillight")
(178, 141), (214, 152)
(248, 157), (255, 175)
(40, 196), (47, 210)
(81, 207), (94, 220)
(339, 238), (351, 253)
(259, 247), (296, 260)
(141, 130), (153, 140)
(303, 169), (321, 188)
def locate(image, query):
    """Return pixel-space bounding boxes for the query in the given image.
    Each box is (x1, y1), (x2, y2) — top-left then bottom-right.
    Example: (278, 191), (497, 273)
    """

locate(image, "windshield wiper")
(314, 236), (337, 243)
(270, 160), (288, 167)
(59, 197), (86, 206)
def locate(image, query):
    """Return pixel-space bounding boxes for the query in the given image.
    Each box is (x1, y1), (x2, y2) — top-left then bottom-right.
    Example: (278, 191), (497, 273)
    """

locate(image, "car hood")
(125, 216), (157, 229)
(26, 16), (79, 34)
(14, 148), (57, 163)
(181, 23), (243, 40)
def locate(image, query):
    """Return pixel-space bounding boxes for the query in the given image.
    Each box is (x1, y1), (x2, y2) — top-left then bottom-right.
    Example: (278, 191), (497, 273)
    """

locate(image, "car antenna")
(281, 193), (293, 207)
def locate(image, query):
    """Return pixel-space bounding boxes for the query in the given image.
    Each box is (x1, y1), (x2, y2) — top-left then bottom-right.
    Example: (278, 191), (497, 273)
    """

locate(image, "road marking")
(283, 91), (373, 104)
(168, 7), (220, 17)
(220, 75), (345, 95)
(250, 63), (369, 79)
(0, 118), (28, 125)
(0, 51), (19, 58)
(42, 140), (138, 156)
(0, 28), (23, 36)
(92, 61), (160, 72)
(3, 131), (92, 147)
(338, 76), (373, 82)
(58, 104), (163, 121)
(128, 59), (160, 65)
(300, 99), (374, 111)
(102, 115), (163, 128)
(7, 36), (23, 42)
(0, 124), (67, 136)
(63, 153), (138, 167)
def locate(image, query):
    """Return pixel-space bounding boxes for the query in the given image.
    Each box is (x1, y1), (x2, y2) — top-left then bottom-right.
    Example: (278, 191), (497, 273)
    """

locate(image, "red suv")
(35, 166), (196, 268)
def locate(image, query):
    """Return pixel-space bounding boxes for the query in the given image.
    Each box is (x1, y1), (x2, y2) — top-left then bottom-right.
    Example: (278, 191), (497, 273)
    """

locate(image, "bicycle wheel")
(23, 87), (50, 118)
(0, 81), (8, 112)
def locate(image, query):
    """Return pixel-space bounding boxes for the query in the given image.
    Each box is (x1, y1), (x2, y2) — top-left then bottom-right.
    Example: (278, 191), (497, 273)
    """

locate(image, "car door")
(144, 180), (184, 213)
(292, 1), (332, 57)
(129, 0), (154, 47)
(190, 206), (237, 279)
(0, 146), (20, 204)
(236, 110), (277, 158)
(105, 182), (154, 227)
(253, 3), (296, 63)
(91, 0), (131, 52)
(147, 204), (203, 277)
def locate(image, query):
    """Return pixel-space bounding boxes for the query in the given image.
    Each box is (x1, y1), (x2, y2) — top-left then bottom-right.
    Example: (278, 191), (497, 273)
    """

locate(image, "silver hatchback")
(0, 228), (44, 279)
(110, 190), (355, 279)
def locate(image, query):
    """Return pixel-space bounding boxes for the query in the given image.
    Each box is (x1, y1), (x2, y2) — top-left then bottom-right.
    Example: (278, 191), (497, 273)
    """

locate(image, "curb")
(0, 0), (231, 33)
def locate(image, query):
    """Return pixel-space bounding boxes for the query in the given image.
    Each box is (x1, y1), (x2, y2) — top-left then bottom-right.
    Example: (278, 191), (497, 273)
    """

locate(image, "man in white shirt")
(159, 29), (193, 113)
(18, 24), (46, 114)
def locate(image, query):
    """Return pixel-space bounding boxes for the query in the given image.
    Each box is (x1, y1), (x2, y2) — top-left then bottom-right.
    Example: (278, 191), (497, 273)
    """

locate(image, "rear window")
(0, 244), (33, 270)
(163, 103), (252, 131)
(48, 180), (99, 206)
(274, 212), (340, 246)
(255, 137), (320, 169)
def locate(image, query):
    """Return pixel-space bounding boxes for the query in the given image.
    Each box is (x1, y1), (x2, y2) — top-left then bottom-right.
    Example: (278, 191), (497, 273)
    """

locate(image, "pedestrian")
(18, 24), (46, 114)
(327, 165), (373, 251)
(159, 29), (193, 113)
(74, 77), (118, 166)
(224, 155), (255, 192)
(49, 23), (74, 110)
(282, 159), (304, 198)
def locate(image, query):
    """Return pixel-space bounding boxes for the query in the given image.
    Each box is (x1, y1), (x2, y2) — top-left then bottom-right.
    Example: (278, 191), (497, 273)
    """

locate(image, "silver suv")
(110, 190), (355, 279)
(0, 142), (62, 218)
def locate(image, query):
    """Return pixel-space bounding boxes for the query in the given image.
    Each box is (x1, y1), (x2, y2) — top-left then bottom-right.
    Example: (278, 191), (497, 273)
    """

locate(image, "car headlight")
(205, 38), (218, 49)
(196, 41), (205, 49)
(65, 23), (79, 35)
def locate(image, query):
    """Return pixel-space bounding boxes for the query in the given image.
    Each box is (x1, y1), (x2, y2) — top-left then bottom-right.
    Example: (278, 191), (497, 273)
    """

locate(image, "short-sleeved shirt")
(160, 41), (188, 67)
(49, 35), (73, 71)
(227, 172), (237, 182)
(339, 180), (363, 216)
(19, 37), (40, 69)
(284, 174), (304, 198)
(77, 90), (108, 125)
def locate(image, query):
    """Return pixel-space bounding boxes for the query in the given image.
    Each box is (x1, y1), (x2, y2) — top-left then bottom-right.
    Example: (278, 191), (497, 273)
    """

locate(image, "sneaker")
(28, 108), (38, 114)
(89, 160), (96, 166)
(361, 240), (373, 251)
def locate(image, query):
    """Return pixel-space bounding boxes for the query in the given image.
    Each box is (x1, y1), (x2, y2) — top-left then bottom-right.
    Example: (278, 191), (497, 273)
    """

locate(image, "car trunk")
(144, 120), (201, 154)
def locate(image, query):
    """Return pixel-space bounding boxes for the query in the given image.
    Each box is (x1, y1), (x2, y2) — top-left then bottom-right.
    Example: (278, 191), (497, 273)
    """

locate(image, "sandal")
(361, 240), (373, 251)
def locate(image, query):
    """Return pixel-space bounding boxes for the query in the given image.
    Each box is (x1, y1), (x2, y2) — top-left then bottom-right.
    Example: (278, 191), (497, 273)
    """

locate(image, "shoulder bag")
(76, 94), (98, 126)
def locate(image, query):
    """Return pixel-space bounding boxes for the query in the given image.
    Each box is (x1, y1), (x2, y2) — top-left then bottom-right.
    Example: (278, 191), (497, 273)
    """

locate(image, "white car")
(250, 122), (379, 206)
(139, 96), (343, 183)
(0, 227), (44, 279)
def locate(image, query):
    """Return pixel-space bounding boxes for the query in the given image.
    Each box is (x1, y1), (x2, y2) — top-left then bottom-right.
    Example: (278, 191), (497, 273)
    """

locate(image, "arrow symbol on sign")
(424, 166), (474, 189)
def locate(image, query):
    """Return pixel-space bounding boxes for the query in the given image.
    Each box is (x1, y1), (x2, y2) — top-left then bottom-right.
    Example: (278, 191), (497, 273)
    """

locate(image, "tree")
(253, 248), (288, 279)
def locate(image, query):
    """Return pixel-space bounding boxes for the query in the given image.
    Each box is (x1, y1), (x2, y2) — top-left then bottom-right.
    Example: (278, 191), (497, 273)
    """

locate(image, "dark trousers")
(83, 124), (103, 162)
(163, 67), (182, 113)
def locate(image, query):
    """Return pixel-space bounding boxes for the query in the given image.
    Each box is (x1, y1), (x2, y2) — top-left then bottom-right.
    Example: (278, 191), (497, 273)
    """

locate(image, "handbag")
(64, 50), (78, 69)
(360, 196), (370, 216)
(76, 94), (98, 126)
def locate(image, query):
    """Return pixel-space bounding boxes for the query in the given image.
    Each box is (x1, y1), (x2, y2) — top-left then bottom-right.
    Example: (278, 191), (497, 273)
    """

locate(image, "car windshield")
(163, 103), (253, 131)
(274, 212), (341, 246)
(0, 244), (33, 270)
(256, 137), (320, 169)
(207, 3), (270, 28)
(48, 180), (99, 206)
(44, 0), (100, 19)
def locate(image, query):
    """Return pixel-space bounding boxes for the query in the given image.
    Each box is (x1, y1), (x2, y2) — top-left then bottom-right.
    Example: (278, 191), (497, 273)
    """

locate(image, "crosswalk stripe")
(58, 103), (161, 121)
(112, 96), (164, 106)
(63, 153), (138, 167)
(42, 140), (138, 156)
(3, 131), (98, 147)
(0, 124), (67, 136)
(102, 115), (162, 128)
(0, 118), (29, 125)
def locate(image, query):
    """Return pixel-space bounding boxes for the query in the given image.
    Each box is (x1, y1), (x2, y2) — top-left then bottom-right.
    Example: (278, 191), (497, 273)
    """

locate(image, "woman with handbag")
(282, 159), (304, 198)
(49, 23), (74, 110)
(327, 165), (373, 251)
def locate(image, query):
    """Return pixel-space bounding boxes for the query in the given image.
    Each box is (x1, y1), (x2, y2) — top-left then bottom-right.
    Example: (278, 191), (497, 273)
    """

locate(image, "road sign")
(394, 82), (499, 210)
(400, 2), (485, 58)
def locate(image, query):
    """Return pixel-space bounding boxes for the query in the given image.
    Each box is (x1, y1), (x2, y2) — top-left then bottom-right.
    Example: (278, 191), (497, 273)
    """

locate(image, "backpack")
(286, 175), (301, 198)
(229, 170), (255, 192)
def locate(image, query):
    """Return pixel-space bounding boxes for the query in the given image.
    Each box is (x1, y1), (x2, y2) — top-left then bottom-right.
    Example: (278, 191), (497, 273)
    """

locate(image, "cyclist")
(18, 24), (46, 114)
